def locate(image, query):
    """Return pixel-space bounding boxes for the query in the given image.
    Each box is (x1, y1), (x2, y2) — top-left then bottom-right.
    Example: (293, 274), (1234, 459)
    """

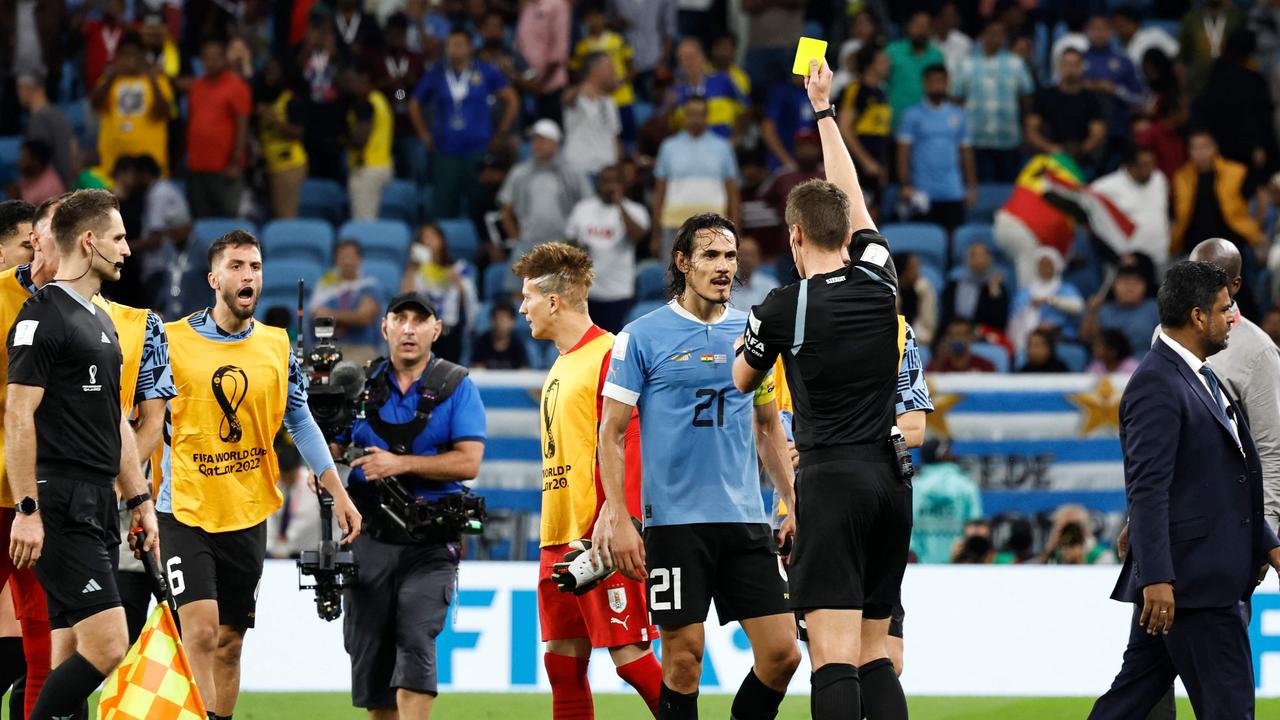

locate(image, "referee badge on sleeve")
(12, 320), (37, 347)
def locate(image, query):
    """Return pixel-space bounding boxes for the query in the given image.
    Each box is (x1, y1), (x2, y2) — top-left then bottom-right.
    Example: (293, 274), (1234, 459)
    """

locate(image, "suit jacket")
(1112, 337), (1280, 608)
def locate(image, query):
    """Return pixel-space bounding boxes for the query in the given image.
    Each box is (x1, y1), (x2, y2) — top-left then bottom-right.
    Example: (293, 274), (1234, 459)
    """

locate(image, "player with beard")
(5, 189), (160, 719)
(593, 213), (801, 720)
(159, 230), (362, 720)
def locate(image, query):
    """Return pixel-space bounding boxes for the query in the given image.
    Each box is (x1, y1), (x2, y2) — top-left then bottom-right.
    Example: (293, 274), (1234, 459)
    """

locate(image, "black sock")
(859, 658), (907, 720)
(9, 673), (23, 720)
(810, 663), (860, 720)
(28, 652), (105, 720)
(0, 637), (25, 691)
(658, 681), (698, 720)
(730, 668), (786, 720)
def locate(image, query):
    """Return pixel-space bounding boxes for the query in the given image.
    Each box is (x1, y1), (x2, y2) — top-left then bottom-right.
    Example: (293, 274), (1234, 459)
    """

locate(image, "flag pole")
(131, 528), (176, 614)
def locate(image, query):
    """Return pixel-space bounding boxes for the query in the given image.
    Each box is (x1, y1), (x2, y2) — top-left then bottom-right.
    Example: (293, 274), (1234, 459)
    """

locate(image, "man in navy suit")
(1090, 261), (1280, 720)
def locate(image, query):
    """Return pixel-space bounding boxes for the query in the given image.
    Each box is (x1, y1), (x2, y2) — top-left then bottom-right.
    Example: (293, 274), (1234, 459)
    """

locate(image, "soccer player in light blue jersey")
(592, 213), (800, 720)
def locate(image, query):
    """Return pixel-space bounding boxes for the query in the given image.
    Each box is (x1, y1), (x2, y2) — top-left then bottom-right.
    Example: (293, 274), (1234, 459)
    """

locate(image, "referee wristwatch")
(814, 106), (836, 122)
(16, 497), (37, 515)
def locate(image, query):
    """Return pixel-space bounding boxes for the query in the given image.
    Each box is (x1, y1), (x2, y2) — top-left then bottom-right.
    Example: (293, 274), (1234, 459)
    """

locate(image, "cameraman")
(338, 292), (487, 720)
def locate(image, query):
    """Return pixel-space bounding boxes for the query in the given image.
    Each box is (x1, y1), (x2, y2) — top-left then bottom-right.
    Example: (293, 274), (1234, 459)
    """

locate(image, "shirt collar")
(1159, 330), (1207, 375)
(15, 264), (35, 295)
(49, 282), (96, 314)
(195, 308), (255, 339)
(668, 299), (732, 325)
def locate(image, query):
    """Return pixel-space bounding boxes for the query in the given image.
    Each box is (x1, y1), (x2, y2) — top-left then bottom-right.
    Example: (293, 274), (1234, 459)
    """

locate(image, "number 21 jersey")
(603, 301), (774, 528)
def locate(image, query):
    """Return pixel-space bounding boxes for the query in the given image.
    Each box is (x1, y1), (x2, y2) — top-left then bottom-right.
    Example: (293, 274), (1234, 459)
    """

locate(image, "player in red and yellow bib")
(514, 244), (662, 718)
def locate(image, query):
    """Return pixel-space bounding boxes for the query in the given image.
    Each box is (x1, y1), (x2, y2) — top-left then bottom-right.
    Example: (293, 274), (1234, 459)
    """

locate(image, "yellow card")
(792, 37), (828, 76)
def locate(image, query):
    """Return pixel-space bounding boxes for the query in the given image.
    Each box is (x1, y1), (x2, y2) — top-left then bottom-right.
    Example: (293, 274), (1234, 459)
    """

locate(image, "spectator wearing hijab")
(1008, 246), (1085, 352)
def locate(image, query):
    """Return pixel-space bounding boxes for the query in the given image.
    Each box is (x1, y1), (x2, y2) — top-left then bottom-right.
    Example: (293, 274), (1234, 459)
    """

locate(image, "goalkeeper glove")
(551, 517), (643, 596)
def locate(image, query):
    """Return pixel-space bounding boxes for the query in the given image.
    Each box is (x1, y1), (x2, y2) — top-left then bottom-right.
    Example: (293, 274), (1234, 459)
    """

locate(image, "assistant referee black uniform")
(741, 228), (907, 618)
(7, 284), (124, 629)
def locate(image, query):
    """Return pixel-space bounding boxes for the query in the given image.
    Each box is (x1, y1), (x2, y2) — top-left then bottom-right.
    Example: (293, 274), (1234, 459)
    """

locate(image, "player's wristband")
(126, 492), (152, 510)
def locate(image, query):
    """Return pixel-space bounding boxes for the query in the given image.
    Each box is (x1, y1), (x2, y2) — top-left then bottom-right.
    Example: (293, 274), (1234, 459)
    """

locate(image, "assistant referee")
(5, 189), (159, 720)
(733, 60), (907, 720)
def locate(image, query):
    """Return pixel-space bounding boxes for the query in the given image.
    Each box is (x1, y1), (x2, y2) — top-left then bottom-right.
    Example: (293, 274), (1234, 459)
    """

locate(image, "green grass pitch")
(65, 692), (1278, 718)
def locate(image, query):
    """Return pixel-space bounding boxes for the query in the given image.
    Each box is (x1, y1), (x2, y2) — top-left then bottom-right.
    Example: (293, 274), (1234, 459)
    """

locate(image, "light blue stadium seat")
(972, 183), (1013, 223)
(193, 218), (257, 250)
(438, 218), (480, 260)
(625, 301), (665, 325)
(971, 342), (1010, 373)
(363, 258), (405, 296)
(262, 219), (335, 266)
(881, 223), (948, 270)
(952, 223), (995, 266)
(298, 178), (348, 226)
(483, 261), (519, 302)
(0, 136), (22, 186)
(338, 220), (411, 265)
(1058, 343), (1090, 373)
(379, 180), (421, 226)
(635, 260), (666, 301)
(262, 258), (324, 298)
(919, 262), (944, 298)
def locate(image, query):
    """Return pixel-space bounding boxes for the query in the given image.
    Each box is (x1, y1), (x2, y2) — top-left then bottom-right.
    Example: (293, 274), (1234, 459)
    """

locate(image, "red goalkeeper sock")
(20, 618), (50, 720)
(616, 653), (662, 717)
(545, 653), (593, 719)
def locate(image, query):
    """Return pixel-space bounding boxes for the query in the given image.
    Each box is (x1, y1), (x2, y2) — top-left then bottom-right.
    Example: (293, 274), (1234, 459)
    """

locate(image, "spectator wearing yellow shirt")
(341, 65), (395, 221)
(571, 6), (638, 143)
(91, 32), (173, 177)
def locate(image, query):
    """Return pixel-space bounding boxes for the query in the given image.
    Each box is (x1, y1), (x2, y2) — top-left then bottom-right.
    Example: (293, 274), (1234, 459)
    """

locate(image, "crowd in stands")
(4, 0), (1280, 378)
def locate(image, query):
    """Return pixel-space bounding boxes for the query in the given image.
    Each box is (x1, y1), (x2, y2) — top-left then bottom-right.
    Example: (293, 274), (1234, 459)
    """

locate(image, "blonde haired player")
(513, 243), (663, 718)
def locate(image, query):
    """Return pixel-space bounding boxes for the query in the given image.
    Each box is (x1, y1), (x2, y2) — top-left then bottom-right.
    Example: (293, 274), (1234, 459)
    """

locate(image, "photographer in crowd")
(337, 291), (487, 720)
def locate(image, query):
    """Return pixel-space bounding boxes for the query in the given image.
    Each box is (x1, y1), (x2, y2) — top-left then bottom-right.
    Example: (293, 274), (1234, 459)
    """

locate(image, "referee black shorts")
(158, 513), (267, 629)
(36, 479), (122, 629)
(789, 444), (911, 619)
(643, 522), (789, 628)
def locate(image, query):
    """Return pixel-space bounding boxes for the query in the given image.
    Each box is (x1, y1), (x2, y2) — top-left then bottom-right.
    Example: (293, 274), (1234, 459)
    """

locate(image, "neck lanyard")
(446, 66), (473, 106)
(336, 13), (362, 46)
(386, 54), (410, 81)
(102, 24), (122, 59)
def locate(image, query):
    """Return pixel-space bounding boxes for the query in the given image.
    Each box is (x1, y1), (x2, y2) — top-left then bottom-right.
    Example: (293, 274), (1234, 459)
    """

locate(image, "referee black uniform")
(8, 283), (124, 628)
(741, 228), (907, 619)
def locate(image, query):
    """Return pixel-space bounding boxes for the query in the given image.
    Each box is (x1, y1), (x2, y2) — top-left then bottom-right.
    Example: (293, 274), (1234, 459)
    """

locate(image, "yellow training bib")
(165, 317), (290, 532)
(0, 268), (31, 507)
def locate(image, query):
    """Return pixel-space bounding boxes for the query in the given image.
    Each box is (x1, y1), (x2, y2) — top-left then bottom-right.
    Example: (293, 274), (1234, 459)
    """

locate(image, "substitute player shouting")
(159, 230), (361, 720)
(514, 243), (663, 719)
(594, 214), (800, 720)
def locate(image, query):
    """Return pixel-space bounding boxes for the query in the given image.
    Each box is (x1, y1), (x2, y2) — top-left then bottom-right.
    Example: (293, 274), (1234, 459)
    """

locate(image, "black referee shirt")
(742, 229), (899, 452)
(7, 284), (123, 485)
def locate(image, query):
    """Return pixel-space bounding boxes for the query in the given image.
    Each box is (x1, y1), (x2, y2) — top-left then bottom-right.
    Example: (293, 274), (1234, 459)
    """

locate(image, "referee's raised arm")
(806, 59), (876, 236)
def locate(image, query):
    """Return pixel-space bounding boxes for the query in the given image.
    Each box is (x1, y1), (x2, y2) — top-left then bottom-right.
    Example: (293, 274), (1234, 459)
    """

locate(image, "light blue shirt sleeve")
(896, 106), (918, 144)
(895, 323), (934, 416)
(958, 107), (972, 146)
(654, 141), (672, 180)
(1016, 59), (1033, 95)
(721, 139), (738, 180)
(282, 404), (338, 478)
(602, 327), (647, 406)
(136, 312), (177, 402)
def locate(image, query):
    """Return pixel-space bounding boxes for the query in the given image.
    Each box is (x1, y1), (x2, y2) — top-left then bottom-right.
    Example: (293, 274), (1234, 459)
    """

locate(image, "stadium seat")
(952, 223), (995, 266)
(918, 262), (945, 297)
(262, 219), (335, 267)
(262, 258), (324, 298)
(0, 136), (22, 186)
(635, 259), (666, 301)
(971, 342), (1010, 373)
(379, 180), (421, 227)
(338, 220), (411, 265)
(438, 218), (480, 260)
(483, 261), (518, 302)
(881, 223), (947, 270)
(256, 289), (300, 319)
(972, 183), (1013, 223)
(193, 218), (257, 249)
(1058, 343), (1090, 373)
(364, 258), (405, 296)
(298, 178), (348, 226)
(626, 301), (665, 325)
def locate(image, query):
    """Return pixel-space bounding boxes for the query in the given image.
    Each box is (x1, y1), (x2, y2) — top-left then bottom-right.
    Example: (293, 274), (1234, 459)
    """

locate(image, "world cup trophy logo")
(211, 365), (249, 443)
(542, 379), (559, 459)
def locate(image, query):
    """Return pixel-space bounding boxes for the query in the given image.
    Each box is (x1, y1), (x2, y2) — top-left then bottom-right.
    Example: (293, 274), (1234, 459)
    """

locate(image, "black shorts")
(158, 513), (267, 629)
(643, 522), (789, 627)
(789, 446), (911, 619)
(344, 535), (458, 708)
(36, 479), (121, 629)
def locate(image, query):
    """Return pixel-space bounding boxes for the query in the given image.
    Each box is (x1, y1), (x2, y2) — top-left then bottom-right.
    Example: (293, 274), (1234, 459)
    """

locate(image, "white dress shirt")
(1159, 330), (1239, 446)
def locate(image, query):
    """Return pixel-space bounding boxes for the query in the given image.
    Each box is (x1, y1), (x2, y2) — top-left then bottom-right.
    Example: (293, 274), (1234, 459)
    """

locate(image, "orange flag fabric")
(97, 604), (206, 720)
